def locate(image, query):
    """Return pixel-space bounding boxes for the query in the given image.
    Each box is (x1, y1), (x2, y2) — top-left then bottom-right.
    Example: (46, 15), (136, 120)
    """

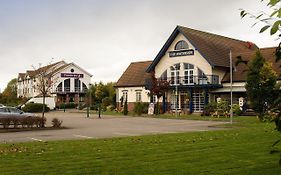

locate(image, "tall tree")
(244, 51), (278, 120)
(147, 72), (170, 114)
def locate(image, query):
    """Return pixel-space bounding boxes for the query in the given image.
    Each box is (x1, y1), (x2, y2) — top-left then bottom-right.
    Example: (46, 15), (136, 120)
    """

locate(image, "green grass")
(0, 117), (281, 174)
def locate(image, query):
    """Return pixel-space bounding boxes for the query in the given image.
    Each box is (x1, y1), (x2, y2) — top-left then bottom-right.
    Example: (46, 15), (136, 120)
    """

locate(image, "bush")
(59, 103), (77, 109)
(133, 102), (149, 116)
(90, 104), (98, 111)
(102, 97), (112, 108)
(203, 102), (217, 116)
(52, 118), (63, 128)
(107, 105), (115, 111)
(22, 103), (50, 113)
(0, 116), (46, 128)
(232, 104), (242, 116)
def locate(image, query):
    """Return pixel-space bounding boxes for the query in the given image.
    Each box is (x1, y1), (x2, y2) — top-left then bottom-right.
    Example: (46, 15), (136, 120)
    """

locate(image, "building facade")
(17, 61), (92, 106)
(115, 25), (281, 113)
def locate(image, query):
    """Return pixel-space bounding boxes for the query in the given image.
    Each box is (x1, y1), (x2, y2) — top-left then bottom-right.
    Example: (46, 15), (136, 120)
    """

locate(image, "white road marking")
(113, 132), (138, 136)
(27, 137), (43, 142)
(72, 134), (93, 139)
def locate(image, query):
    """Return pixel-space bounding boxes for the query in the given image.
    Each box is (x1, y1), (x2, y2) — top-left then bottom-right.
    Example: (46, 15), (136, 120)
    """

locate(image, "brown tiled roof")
(178, 26), (258, 67)
(147, 25), (258, 72)
(222, 47), (281, 82)
(18, 73), (26, 80)
(115, 61), (153, 87)
(26, 70), (37, 78)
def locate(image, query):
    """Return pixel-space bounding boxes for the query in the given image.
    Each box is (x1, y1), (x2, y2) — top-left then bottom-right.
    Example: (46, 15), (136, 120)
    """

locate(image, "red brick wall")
(116, 102), (135, 112)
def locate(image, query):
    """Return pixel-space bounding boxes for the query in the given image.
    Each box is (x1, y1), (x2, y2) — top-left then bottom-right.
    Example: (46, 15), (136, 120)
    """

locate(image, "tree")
(244, 51), (278, 120)
(0, 78), (20, 106)
(33, 62), (57, 127)
(147, 72), (170, 114)
(240, 0), (281, 62)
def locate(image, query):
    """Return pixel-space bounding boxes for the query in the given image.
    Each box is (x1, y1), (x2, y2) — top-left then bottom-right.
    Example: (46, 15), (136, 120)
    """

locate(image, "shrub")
(203, 102), (217, 116)
(11, 117), (20, 128)
(1, 117), (12, 129)
(107, 105), (115, 111)
(22, 103), (50, 113)
(232, 104), (242, 116)
(59, 103), (77, 109)
(133, 102), (149, 116)
(0, 116), (46, 128)
(102, 97), (112, 108)
(90, 104), (99, 111)
(51, 118), (63, 128)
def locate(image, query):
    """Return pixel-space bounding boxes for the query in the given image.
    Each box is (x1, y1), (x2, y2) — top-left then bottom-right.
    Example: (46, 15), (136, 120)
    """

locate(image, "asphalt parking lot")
(0, 111), (227, 143)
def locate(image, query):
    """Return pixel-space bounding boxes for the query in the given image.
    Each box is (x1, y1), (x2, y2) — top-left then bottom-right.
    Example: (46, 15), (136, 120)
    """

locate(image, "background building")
(17, 61), (92, 106)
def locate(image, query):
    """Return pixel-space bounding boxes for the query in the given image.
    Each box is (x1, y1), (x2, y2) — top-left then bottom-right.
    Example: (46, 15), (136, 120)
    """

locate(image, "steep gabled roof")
(222, 47), (281, 82)
(116, 61), (152, 87)
(26, 70), (36, 78)
(18, 73), (26, 80)
(147, 25), (258, 72)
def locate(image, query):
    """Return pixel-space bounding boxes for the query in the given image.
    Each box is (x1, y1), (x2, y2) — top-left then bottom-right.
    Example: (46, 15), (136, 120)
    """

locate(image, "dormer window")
(175, 40), (189, 50)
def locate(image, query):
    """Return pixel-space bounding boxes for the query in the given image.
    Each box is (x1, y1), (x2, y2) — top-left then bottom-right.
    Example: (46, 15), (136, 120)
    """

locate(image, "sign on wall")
(169, 49), (194, 57)
(61, 73), (84, 78)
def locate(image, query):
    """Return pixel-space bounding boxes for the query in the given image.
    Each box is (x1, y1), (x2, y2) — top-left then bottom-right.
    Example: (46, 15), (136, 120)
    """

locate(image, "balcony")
(55, 87), (88, 94)
(161, 75), (220, 87)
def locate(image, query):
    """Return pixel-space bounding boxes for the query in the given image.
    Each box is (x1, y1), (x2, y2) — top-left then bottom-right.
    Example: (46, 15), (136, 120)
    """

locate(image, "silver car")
(0, 107), (35, 118)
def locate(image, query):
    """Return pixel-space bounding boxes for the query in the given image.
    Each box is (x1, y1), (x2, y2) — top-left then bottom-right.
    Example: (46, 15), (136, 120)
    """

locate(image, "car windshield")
(0, 108), (9, 112)
(9, 108), (22, 114)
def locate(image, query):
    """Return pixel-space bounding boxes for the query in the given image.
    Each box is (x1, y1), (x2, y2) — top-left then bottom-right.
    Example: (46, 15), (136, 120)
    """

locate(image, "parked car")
(0, 107), (35, 118)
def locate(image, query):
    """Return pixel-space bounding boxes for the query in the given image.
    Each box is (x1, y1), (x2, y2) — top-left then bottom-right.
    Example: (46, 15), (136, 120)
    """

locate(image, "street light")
(76, 78), (80, 110)
(87, 83), (92, 118)
(172, 64), (180, 116)
(230, 49), (233, 124)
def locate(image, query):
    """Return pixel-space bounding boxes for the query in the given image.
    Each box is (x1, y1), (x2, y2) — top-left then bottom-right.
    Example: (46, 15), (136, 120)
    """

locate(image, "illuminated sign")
(61, 73), (84, 78)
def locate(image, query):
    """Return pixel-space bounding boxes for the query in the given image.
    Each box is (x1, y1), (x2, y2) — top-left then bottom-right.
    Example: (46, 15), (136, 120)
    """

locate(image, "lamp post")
(172, 64), (180, 116)
(77, 78), (80, 110)
(230, 49), (233, 124)
(87, 83), (91, 118)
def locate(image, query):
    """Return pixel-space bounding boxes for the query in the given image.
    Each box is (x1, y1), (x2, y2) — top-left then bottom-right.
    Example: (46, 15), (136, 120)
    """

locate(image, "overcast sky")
(0, 0), (279, 91)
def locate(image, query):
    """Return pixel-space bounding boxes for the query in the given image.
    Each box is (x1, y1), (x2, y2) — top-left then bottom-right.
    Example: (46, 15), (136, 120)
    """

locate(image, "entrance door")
(192, 90), (204, 112)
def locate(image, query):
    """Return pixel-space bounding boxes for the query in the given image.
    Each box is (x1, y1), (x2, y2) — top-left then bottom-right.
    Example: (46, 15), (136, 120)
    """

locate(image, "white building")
(115, 25), (281, 113)
(17, 61), (92, 106)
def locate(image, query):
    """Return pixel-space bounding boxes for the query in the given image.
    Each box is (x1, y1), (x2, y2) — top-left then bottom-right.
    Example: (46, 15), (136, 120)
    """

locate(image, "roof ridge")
(131, 60), (153, 64)
(178, 25), (249, 44)
(260, 47), (277, 50)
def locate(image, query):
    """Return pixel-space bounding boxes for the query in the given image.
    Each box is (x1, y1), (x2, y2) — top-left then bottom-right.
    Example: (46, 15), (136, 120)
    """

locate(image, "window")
(122, 91), (128, 102)
(175, 40), (189, 50)
(184, 63), (194, 84)
(198, 68), (207, 84)
(136, 90), (142, 102)
(170, 63), (180, 85)
(160, 70), (167, 80)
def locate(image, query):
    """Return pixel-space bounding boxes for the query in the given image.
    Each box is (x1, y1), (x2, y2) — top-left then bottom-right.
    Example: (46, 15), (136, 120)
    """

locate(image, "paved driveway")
(0, 111), (227, 143)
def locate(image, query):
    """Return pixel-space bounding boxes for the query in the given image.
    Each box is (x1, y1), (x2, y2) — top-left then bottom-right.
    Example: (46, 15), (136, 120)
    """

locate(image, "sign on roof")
(61, 73), (84, 78)
(169, 49), (194, 57)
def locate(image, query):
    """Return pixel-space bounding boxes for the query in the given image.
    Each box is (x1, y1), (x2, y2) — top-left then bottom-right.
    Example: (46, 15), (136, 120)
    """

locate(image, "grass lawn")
(0, 117), (281, 174)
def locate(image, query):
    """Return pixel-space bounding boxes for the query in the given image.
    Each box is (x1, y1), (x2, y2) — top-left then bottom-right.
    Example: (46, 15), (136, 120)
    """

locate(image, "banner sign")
(169, 49), (194, 57)
(61, 73), (84, 78)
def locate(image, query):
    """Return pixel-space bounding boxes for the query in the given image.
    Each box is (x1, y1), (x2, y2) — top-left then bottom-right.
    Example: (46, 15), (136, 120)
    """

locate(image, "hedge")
(0, 116), (46, 129)
(22, 103), (50, 113)
(59, 103), (77, 109)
